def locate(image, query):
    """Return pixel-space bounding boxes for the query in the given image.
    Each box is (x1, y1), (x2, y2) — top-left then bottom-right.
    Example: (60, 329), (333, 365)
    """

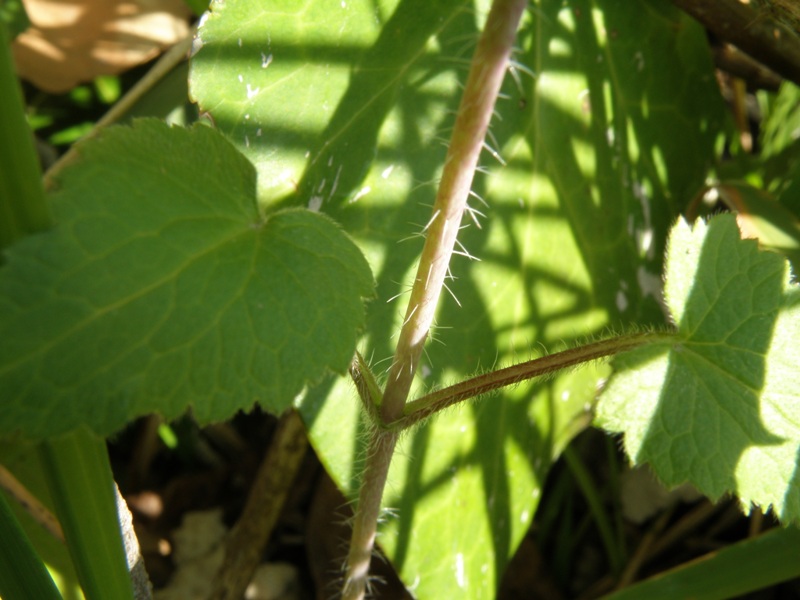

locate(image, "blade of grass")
(0, 19), (52, 248)
(602, 526), (800, 600)
(564, 445), (625, 576)
(604, 436), (628, 569)
(2, 20), (137, 600)
(0, 490), (62, 600)
(38, 429), (135, 600)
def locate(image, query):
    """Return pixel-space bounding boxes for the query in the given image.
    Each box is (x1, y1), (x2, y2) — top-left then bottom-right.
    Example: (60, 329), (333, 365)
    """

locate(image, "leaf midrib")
(0, 220), (259, 380)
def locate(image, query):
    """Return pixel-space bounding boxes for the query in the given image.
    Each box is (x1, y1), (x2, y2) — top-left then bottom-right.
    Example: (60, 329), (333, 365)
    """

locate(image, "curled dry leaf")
(12, 0), (190, 92)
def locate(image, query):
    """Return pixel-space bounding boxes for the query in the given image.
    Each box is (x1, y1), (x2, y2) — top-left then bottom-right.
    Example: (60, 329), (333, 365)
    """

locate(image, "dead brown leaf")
(13, 0), (191, 93)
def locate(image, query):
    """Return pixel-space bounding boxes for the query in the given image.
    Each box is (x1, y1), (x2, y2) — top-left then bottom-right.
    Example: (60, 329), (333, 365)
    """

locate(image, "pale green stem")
(1, 21), (138, 598)
(38, 430), (135, 600)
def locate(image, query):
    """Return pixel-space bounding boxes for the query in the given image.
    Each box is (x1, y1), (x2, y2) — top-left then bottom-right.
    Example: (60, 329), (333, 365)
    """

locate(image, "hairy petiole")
(391, 329), (677, 431)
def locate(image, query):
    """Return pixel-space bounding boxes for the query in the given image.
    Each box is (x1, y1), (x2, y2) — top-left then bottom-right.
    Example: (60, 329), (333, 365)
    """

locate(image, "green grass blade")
(564, 445), (624, 576)
(0, 490), (62, 600)
(0, 19), (52, 248)
(602, 526), (800, 600)
(0, 0), (30, 39)
(38, 429), (134, 600)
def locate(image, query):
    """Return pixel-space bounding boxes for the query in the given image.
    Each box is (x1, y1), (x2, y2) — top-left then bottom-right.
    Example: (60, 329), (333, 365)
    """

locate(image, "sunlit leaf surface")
(0, 120), (373, 439)
(191, 0), (724, 595)
(597, 215), (800, 523)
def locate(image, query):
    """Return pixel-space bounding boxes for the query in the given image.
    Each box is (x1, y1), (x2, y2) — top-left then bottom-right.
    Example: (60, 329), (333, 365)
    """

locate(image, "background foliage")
(2, 0), (800, 597)
(188, 0), (730, 595)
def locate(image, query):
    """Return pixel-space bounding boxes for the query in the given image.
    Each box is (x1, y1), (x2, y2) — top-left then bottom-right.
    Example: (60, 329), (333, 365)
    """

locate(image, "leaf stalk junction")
(339, 1), (677, 597)
(353, 330), (676, 433)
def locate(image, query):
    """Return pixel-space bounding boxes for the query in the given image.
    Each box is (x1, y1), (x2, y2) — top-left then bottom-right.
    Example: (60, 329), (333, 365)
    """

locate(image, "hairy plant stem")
(379, 0), (528, 425)
(341, 1), (527, 598)
(350, 330), (677, 433)
(395, 330), (676, 431)
(342, 430), (398, 599)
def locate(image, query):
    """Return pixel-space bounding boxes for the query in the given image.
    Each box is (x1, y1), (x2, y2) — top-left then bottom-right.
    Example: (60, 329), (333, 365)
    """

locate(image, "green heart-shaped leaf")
(0, 120), (374, 440)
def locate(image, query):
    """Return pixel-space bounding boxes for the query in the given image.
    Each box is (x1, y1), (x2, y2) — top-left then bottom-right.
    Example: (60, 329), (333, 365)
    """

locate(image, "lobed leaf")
(0, 119), (374, 440)
(596, 214), (800, 523)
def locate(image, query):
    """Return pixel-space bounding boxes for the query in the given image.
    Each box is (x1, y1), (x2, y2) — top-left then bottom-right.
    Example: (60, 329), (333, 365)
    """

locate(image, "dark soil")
(112, 410), (800, 599)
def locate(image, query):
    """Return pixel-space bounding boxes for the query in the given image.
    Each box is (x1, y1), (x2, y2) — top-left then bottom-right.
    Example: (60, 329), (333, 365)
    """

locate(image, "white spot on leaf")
(616, 289), (628, 312)
(455, 553), (466, 589)
(637, 266), (662, 301)
(634, 51), (645, 71)
(351, 185), (371, 203)
(190, 37), (203, 57)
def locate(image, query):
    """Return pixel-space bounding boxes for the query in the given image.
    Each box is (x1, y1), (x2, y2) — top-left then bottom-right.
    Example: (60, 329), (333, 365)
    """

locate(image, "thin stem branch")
(341, 1), (527, 598)
(349, 352), (383, 426)
(43, 32), (194, 189)
(0, 465), (64, 542)
(670, 0), (800, 87)
(395, 330), (675, 431)
(210, 409), (307, 600)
